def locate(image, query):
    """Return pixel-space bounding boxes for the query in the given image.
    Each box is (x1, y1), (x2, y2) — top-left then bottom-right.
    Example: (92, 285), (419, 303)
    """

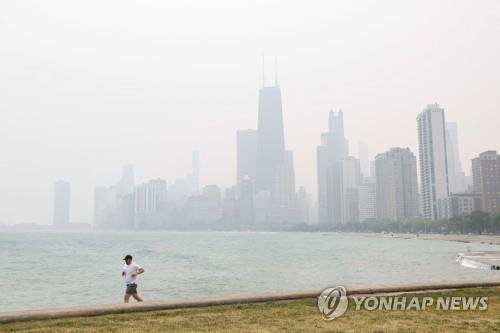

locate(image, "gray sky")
(1, 0), (500, 224)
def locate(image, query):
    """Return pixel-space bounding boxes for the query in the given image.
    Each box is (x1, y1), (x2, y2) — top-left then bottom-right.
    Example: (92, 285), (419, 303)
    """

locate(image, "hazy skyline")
(2, 1), (500, 224)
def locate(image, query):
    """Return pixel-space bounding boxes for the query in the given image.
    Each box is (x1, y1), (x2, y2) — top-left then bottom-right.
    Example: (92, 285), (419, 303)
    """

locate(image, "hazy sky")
(1, 0), (500, 224)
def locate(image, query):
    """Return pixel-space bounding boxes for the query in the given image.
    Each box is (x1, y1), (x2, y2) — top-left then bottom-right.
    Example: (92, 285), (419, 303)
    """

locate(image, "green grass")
(2, 287), (500, 332)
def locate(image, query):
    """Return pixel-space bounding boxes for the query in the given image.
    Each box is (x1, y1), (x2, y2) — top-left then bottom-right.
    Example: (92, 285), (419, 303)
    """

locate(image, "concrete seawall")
(1, 280), (500, 323)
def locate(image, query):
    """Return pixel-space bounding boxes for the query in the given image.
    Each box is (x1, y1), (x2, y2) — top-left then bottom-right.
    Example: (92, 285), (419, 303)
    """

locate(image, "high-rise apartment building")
(417, 103), (449, 220)
(472, 151), (500, 213)
(359, 177), (377, 222)
(375, 148), (420, 221)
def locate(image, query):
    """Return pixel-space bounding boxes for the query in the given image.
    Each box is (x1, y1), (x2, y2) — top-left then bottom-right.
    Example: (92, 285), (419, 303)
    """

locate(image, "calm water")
(1, 231), (499, 312)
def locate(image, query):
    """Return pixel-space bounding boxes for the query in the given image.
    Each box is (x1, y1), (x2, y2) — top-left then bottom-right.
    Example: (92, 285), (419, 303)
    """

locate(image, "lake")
(1, 231), (499, 312)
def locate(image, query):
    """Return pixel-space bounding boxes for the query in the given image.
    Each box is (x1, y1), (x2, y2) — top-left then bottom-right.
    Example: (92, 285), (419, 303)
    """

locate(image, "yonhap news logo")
(317, 286), (349, 320)
(317, 286), (488, 320)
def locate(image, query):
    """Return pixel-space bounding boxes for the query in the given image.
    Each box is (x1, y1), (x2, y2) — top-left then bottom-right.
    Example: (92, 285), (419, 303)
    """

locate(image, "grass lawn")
(2, 287), (500, 332)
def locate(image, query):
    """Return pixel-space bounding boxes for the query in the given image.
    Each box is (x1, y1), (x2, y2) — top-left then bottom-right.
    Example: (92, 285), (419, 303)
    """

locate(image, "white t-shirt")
(122, 262), (142, 285)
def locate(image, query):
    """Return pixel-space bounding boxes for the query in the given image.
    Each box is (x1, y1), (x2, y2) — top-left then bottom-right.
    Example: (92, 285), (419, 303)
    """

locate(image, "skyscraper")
(237, 176), (255, 225)
(134, 178), (168, 228)
(375, 148), (420, 221)
(252, 62), (297, 223)
(317, 110), (349, 224)
(472, 151), (500, 213)
(53, 180), (70, 226)
(342, 156), (361, 223)
(417, 103), (449, 220)
(445, 122), (466, 193)
(255, 85), (285, 194)
(271, 150), (298, 223)
(359, 177), (377, 222)
(317, 142), (329, 224)
(237, 129), (258, 184)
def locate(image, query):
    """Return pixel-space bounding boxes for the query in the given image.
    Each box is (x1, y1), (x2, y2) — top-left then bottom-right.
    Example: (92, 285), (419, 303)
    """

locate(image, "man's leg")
(124, 293), (131, 303)
(132, 293), (143, 302)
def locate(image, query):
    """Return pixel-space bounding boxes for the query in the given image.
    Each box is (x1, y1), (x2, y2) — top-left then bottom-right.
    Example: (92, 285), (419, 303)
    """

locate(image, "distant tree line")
(291, 211), (500, 235)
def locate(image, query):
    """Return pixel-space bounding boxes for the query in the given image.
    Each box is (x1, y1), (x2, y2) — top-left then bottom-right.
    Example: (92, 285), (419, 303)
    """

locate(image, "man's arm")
(131, 267), (144, 277)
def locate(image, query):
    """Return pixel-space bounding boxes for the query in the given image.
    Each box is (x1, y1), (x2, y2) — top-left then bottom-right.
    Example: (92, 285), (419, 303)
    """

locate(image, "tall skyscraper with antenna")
(255, 57), (286, 195)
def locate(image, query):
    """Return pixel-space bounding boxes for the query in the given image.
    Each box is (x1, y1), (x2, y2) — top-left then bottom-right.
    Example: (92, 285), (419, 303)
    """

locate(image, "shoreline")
(336, 231), (500, 245)
(338, 232), (500, 245)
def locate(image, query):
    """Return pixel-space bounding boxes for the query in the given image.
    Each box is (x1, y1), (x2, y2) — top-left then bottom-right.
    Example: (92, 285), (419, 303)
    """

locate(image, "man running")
(122, 254), (145, 303)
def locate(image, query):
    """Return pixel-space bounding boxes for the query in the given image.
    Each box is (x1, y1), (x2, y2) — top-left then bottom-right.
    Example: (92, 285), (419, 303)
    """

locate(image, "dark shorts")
(126, 283), (138, 295)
